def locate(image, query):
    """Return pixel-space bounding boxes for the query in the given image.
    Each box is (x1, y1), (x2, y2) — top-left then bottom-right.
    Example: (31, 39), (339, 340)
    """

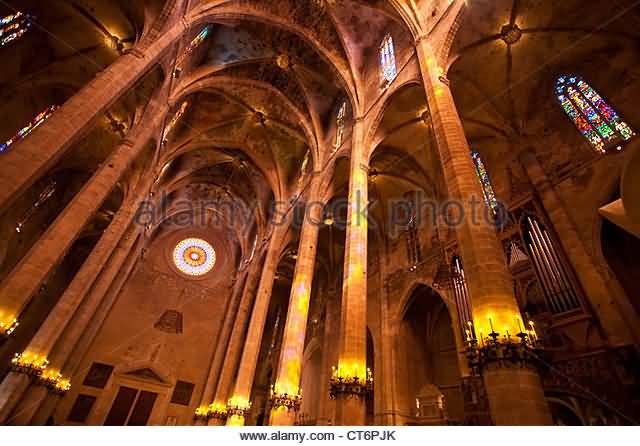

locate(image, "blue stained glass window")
(380, 35), (397, 86)
(470, 148), (499, 213)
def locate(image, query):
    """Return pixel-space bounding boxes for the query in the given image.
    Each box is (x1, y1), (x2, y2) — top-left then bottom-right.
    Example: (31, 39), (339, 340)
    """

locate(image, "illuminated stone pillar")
(225, 219), (291, 427)
(333, 117), (369, 426)
(415, 38), (551, 425)
(0, 196), (141, 424)
(0, 109), (164, 423)
(193, 272), (249, 425)
(205, 253), (267, 426)
(268, 180), (323, 426)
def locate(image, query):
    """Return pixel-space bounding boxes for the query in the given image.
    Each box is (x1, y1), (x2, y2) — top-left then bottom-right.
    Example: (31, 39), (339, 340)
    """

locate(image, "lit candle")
(467, 321), (476, 340)
(489, 318), (495, 333)
(529, 321), (537, 340)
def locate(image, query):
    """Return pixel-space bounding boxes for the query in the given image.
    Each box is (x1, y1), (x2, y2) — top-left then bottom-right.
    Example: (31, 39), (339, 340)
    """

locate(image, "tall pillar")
(0, 106), (166, 338)
(519, 150), (639, 344)
(0, 22), (185, 215)
(415, 38), (552, 425)
(333, 117), (369, 426)
(204, 252), (267, 426)
(225, 221), (290, 426)
(0, 168), (154, 424)
(269, 179), (323, 426)
(29, 222), (145, 425)
(193, 271), (247, 425)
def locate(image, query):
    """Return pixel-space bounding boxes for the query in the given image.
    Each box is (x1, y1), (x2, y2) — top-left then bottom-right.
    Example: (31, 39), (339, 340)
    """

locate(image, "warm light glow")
(272, 253), (315, 400)
(12, 352), (49, 370)
(195, 406), (209, 417)
(472, 310), (530, 344)
(227, 395), (251, 411)
(40, 369), (71, 392)
(209, 401), (227, 414)
(227, 414), (245, 426)
(0, 312), (19, 336)
(334, 360), (368, 381)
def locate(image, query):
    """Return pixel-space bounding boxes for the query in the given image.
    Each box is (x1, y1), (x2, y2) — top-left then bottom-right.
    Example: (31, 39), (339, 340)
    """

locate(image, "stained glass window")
(1, 12), (33, 47)
(556, 76), (635, 154)
(176, 25), (212, 67)
(1, 105), (57, 153)
(173, 238), (216, 276)
(470, 148), (499, 213)
(335, 102), (346, 149)
(380, 34), (397, 86)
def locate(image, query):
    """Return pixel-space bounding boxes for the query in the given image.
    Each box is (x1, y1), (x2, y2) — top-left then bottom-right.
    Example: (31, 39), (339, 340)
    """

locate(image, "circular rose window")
(173, 238), (216, 276)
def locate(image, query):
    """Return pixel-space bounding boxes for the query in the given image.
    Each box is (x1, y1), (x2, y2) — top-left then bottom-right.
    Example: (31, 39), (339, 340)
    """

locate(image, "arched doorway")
(395, 285), (463, 424)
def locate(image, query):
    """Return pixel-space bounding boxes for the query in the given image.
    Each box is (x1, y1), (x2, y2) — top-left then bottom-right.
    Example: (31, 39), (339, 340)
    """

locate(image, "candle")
(529, 321), (537, 340)
(479, 329), (484, 347)
(489, 318), (495, 333)
(516, 315), (524, 333)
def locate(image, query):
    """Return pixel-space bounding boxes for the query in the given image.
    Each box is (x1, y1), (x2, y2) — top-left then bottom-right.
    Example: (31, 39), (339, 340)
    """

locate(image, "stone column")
(269, 179), (323, 426)
(225, 222), (290, 426)
(0, 170), (153, 424)
(0, 105), (166, 336)
(415, 38), (552, 425)
(519, 150), (639, 344)
(30, 224), (145, 425)
(192, 271), (247, 425)
(0, 22), (185, 215)
(0, 192), (142, 423)
(204, 252), (267, 426)
(334, 118), (369, 426)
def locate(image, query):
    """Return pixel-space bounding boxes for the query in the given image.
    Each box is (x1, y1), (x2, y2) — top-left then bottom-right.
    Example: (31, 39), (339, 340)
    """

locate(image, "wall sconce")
(270, 384), (302, 411)
(464, 318), (544, 375)
(0, 317), (19, 338)
(329, 364), (373, 399)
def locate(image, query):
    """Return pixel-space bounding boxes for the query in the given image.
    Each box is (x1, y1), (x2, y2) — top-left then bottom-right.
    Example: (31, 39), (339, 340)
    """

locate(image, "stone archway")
(394, 284), (463, 425)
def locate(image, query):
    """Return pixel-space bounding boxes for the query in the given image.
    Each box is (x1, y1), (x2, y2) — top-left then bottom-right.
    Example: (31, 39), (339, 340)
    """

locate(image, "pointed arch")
(556, 75), (635, 154)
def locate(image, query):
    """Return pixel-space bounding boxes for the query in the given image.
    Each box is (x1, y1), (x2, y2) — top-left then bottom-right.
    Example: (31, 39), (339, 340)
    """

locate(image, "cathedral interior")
(0, 0), (639, 427)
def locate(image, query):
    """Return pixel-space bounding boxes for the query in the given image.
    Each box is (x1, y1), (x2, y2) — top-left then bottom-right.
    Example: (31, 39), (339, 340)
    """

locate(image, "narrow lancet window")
(1, 105), (57, 153)
(380, 34), (397, 86)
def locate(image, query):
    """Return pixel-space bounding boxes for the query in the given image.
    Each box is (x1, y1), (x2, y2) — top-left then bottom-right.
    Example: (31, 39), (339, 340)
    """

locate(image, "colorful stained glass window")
(335, 102), (346, 149)
(1, 105), (57, 153)
(176, 25), (212, 67)
(173, 238), (216, 276)
(471, 148), (499, 213)
(380, 35), (397, 86)
(556, 76), (635, 153)
(1, 12), (33, 47)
